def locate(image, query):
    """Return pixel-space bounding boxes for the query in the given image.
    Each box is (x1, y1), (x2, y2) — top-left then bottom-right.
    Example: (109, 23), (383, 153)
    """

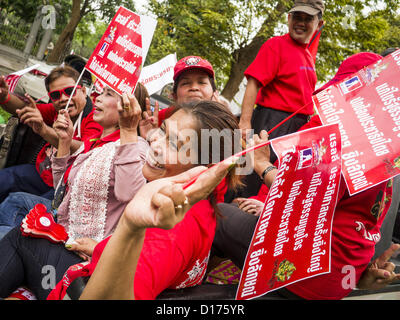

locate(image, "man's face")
(288, 12), (323, 44)
(48, 76), (87, 119)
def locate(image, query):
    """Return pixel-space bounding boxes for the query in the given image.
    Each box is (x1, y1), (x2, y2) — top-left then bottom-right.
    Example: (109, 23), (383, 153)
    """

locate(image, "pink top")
(52, 137), (149, 241)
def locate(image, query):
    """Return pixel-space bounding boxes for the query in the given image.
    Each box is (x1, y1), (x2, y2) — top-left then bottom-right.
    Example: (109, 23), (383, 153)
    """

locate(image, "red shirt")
(83, 129), (121, 153)
(244, 33), (317, 115)
(35, 102), (102, 187)
(47, 180), (228, 300)
(47, 200), (216, 300)
(287, 178), (392, 300)
(157, 106), (175, 127)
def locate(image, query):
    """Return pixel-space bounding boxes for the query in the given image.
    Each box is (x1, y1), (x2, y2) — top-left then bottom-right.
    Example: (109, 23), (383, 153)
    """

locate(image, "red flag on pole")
(4, 74), (22, 93)
(308, 23), (325, 63)
(3, 64), (42, 93)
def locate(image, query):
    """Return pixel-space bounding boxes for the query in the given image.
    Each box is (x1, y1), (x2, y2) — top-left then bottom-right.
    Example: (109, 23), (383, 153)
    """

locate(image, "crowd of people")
(0, 0), (400, 300)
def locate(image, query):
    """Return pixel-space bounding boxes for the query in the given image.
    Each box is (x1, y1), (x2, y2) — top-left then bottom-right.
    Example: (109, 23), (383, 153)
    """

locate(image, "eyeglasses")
(291, 13), (316, 23)
(48, 85), (82, 102)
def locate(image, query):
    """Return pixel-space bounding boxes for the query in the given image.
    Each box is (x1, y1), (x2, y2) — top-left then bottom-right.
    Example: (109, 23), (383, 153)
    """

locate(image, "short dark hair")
(381, 48), (399, 57)
(44, 65), (81, 92)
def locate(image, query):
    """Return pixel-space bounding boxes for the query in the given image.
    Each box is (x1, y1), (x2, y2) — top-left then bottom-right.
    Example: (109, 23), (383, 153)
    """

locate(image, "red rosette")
(8, 287), (37, 300)
(21, 204), (69, 244)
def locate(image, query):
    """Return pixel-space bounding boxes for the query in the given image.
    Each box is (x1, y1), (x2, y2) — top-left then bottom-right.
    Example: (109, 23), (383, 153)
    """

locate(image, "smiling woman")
(0, 65), (103, 214)
(46, 100), (242, 300)
(143, 108), (198, 180)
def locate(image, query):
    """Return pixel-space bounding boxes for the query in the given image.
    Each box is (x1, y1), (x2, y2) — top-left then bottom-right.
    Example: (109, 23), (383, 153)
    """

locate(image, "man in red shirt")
(236, 0), (325, 198)
(0, 65), (102, 202)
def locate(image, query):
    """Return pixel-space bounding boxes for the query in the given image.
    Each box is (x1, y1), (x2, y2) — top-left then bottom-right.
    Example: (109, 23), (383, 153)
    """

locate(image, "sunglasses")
(291, 13), (316, 23)
(48, 85), (82, 102)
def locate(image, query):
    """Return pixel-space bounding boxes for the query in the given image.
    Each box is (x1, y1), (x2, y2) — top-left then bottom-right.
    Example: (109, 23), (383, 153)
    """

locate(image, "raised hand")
(53, 109), (73, 142)
(357, 243), (400, 290)
(117, 93), (142, 134)
(16, 94), (47, 135)
(139, 98), (159, 140)
(122, 157), (237, 232)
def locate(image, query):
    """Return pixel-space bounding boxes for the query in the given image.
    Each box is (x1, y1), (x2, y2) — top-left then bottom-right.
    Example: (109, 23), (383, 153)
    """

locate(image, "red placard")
(236, 124), (342, 300)
(314, 50), (400, 195)
(86, 6), (143, 95)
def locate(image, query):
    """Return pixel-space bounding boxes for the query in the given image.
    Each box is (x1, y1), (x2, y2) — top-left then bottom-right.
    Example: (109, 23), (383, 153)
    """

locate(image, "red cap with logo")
(173, 56), (215, 81)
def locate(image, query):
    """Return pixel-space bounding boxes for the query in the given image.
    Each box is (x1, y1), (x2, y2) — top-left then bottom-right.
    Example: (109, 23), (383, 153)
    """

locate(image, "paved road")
(0, 46), (27, 75)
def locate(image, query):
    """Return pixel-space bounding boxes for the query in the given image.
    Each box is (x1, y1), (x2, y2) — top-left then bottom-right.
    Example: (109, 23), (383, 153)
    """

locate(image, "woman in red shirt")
(45, 100), (242, 300)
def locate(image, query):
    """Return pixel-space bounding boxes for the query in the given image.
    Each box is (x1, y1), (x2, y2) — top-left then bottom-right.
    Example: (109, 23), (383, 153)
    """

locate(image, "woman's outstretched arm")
(80, 158), (236, 300)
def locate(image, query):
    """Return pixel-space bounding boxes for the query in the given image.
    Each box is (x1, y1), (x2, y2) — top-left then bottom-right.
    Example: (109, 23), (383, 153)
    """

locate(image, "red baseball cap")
(173, 56), (215, 81)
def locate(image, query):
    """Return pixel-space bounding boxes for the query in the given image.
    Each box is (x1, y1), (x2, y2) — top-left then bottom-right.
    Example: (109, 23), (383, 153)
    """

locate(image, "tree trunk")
(221, 35), (266, 101)
(47, 0), (83, 64)
(221, 2), (289, 102)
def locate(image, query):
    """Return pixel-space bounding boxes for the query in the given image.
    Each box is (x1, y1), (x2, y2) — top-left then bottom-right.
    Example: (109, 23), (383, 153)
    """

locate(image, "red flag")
(236, 124), (342, 300)
(314, 49), (400, 195)
(4, 74), (22, 93)
(308, 23), (325, 63)
(85, 7), (144, 96)
(3, 64), (44, 93)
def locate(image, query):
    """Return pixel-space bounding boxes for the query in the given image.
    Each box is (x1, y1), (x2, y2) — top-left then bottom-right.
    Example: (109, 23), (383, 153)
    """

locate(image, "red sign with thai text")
(314, 50), (400, 195)
(236, 124), (342, 300)
(86, 6), (143, 95)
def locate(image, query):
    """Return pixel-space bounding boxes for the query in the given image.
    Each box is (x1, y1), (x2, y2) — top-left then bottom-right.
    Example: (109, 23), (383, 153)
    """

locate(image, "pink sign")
(314, 50), (400, 195)
(236, 124), (342, 300)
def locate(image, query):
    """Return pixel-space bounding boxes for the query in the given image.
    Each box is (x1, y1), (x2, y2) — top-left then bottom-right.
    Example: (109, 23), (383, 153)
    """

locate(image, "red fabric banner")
(314, 50), (400, 195)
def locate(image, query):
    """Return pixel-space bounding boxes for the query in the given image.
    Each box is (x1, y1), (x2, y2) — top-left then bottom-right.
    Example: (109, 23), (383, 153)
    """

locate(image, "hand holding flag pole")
(64, 69), (86, 111)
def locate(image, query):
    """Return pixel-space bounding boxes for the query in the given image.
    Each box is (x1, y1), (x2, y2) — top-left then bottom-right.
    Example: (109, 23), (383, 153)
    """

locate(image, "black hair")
(381, 48), (399, 57)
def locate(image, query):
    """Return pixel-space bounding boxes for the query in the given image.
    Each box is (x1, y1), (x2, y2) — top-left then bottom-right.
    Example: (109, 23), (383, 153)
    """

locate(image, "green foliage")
(315, 0), (400, 82)
(0, 0), (71, 30)
(0, 108), (10, 123)
(71, 16), (108, 58)
(0, 0), (41, 23)
(4, 0), (399, 95)
(145, 0), (240, 87)
(143, 0), (400, 92)
(0, 11), (31, 51)
(67, 0), (136, 58)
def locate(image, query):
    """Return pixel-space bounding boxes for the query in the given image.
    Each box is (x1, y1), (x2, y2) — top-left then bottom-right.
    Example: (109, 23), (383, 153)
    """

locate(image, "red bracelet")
(0, 92), (11, 104)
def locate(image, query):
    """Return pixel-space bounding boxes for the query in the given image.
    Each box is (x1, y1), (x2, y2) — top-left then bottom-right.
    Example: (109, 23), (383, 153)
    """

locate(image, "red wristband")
(0, 92), (11, 104)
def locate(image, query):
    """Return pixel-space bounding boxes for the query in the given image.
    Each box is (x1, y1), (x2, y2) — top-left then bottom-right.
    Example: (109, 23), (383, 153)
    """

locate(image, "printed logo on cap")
(184, 57), (201, 66)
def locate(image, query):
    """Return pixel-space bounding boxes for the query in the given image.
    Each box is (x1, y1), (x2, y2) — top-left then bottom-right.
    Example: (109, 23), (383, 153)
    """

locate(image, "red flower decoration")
(21, 204), (69, 244)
